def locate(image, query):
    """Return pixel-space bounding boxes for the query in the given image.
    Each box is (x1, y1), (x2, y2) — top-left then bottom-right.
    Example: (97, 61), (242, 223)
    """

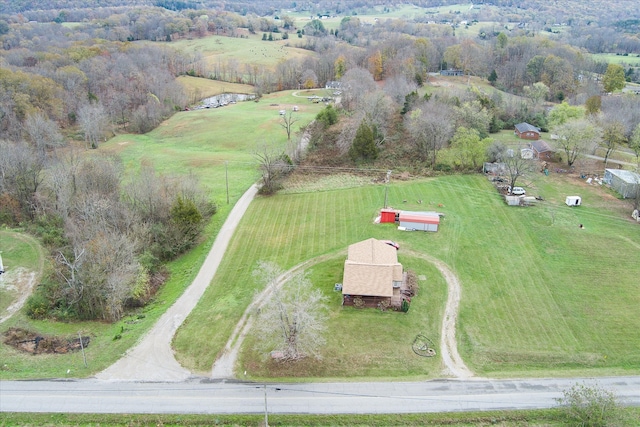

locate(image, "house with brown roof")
(515, 122), (541, 140)
(529, 140), (553, 159)
(341, 238), (407, 309)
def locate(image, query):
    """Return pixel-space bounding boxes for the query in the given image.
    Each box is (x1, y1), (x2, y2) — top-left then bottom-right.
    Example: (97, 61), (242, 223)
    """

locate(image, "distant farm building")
(440, 69), (464, 76)
(379, 209), (441, 232)
(342, 238), (407, 309)
(604, 169), (640, 199)
(515, 122), (541, 140)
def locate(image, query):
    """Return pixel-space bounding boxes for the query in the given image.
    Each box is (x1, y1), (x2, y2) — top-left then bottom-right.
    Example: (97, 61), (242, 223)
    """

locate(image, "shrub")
(556, 383), (622, 427)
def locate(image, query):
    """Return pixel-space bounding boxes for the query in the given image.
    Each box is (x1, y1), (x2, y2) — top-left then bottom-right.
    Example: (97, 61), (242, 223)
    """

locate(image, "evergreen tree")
(349, 121), (379, 162)
(488, 69), (498, 86)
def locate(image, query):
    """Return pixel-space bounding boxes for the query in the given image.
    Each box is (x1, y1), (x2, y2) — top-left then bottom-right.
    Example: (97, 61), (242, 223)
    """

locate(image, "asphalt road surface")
(1, 376), (640, 414)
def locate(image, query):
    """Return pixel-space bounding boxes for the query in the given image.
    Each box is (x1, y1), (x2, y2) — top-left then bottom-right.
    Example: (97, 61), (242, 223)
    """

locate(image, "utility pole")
(225, 161), (229, 205)
(383, 170), (392, 208)
(78, 332), (87, 368)
(263, 384), (269, 427)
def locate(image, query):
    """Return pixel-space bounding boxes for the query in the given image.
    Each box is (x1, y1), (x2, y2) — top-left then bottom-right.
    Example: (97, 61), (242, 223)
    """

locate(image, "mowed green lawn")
(175, 173), (640, 379)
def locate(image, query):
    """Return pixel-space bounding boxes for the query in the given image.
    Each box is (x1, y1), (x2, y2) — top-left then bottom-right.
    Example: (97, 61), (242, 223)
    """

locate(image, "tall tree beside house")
(599, 118), (626, 169)
(252, 261), (328, 361)
(349, 121), (379, 163)
(602, 63), (626, 93)
(500, 147), (537, 194)
(552, 119), (602, 167)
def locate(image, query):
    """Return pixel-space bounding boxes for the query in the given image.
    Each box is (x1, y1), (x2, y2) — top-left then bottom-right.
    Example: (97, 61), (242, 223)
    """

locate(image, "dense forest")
(1, 0), (639, 322)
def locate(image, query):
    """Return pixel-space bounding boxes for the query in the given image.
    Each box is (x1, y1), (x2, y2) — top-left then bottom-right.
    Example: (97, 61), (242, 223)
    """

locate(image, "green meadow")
(175, 171), (640, 379)
(592, 53), (640, 66)
(170, 34), (314, 72)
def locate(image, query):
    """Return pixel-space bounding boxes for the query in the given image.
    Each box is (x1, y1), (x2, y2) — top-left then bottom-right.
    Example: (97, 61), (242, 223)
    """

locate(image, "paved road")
(1, 376), (639, 414)
(95, 185), (259, 382)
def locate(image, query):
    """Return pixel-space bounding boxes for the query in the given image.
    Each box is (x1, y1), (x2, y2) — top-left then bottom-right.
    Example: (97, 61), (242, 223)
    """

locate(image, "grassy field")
(175, 171), (640, 379)
(592, 53), (640, 66)
(0, 90), (325, 380)
(6, 407), (640, 426)
(170, 34), (314, 73)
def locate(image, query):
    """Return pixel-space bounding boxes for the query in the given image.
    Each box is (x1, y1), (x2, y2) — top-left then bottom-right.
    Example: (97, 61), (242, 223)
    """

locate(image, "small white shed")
(565, 196), (581, 206)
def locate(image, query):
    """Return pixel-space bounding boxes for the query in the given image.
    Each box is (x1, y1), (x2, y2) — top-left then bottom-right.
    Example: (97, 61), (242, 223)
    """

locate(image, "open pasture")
(592, 53), (640, 66)
(102, 89), (324, 205)
(170, 34), (314, 73)
(175, 173), (640, 379)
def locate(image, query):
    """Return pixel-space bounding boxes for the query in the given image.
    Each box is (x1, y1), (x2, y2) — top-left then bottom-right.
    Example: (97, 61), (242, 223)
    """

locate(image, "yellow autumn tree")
(334, 55), (347, 79)
(368, 50), (383, 81)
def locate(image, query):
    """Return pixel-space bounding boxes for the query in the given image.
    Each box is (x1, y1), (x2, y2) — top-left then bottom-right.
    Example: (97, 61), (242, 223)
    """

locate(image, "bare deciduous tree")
(280, 110), (299, 142)
(500, 148), (537, 194)
(598, 116), (626, 169)
(0, 139), (45, 218)
(339, 68), (376, 111)
(405, 101), (455, 167)
(23, 112), (64, 157)
(255, 144), (291, 195)
(253, 261), (328, 362)
(78, 102), (109, 149)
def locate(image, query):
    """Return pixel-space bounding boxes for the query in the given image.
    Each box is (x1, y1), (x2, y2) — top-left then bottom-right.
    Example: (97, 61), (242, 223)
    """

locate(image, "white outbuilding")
(565, 196), (582, 206)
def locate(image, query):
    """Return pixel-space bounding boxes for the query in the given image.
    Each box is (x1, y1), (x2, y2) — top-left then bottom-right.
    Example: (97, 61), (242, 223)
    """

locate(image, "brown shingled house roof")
(342, 238), (403, 298)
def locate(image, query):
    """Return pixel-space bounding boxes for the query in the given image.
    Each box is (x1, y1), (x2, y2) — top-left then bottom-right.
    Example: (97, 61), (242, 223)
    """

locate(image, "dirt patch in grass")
(3, 328), (90, 355)
(0, 267), (37, 323)
(280, 172), (381, 194)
